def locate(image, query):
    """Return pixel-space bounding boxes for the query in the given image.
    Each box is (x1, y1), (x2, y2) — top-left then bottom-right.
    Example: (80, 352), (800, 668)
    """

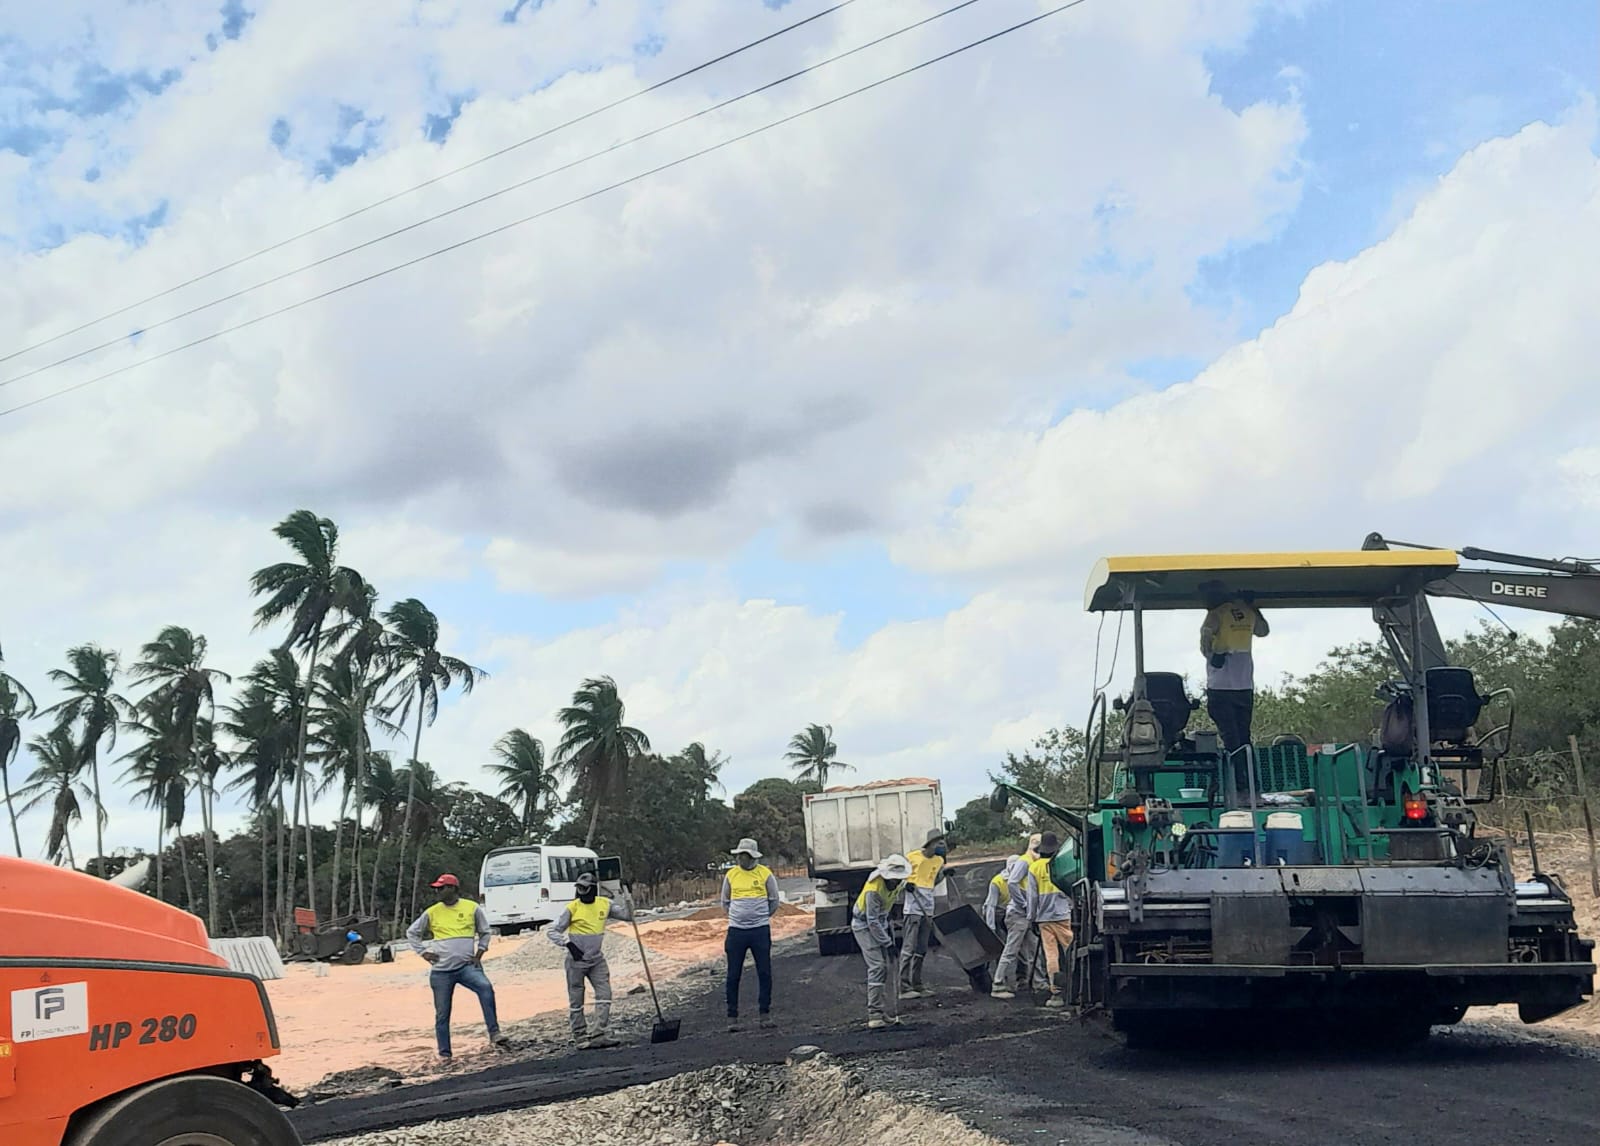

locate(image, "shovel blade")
(650, 1020), (681, 1044)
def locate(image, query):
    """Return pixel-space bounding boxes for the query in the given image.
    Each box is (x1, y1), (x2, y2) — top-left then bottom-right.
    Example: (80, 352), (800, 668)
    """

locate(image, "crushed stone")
(323, 1055), (1003, 1146)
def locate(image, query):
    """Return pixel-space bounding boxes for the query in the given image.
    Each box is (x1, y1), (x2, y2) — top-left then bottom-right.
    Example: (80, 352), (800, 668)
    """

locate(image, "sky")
(1, 0), (1597, 861)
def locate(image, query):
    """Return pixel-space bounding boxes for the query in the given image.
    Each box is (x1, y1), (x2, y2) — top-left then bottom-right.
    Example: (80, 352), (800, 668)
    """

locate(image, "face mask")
(884, 878), (902, 891)
(439, 889), (459, 905)
(932, 843), (948, 857)
(577, 887), (597, 903)
(738, 854), (756, 869)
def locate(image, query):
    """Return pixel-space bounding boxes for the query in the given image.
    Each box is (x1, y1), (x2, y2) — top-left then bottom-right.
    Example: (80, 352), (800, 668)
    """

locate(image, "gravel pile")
(326, 1054), (1002, 1146)
(495, 927), (646, 975)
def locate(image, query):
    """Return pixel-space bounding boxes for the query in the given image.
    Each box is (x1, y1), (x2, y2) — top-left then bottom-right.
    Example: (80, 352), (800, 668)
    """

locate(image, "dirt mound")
(775, 900), (809, 918)
(495, 926), (644, 975)
(325, 1055), (1001, 1146)
(685, 905), (725, 921)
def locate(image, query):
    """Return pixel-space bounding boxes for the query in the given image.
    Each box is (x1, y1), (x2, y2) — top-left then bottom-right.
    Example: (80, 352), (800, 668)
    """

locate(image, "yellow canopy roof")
(1084, 550), (1459, 612)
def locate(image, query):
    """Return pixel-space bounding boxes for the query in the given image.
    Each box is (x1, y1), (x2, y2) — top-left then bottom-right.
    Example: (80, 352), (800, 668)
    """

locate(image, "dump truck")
(804, 778), (945, 956)
(1, 856), (299, 1145)
(993, 542), (1598, 1046)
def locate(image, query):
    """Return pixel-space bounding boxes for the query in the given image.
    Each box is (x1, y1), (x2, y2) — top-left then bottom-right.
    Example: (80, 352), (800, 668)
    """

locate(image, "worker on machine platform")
(853, 852), (912, 1029)
(547, 871), (633, 1049)
(1200, 587), (1270, 760)
(1026, 833), (1074, 1010)
(406, 872), (511, 1060)
(899, 827), (949, 999)
(721, 836), (780, 1032)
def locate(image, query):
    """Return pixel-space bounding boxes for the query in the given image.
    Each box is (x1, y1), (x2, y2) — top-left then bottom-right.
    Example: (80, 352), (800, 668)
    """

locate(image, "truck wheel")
(67, 1074), (301, 1146)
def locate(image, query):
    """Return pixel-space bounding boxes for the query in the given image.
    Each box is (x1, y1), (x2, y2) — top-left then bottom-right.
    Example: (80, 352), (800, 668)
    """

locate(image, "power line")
(0, 0), (987, 393)
(0, 0), (1089, 422)
(0, 0), (860, 369)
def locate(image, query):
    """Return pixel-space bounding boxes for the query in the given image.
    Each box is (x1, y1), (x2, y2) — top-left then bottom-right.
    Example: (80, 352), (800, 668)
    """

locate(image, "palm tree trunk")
(274, 778), (287, 937)
(330, 782), (349, 921)
(64, 828), (76, 869)
(410, 835), (426, 923)
(584, 796), (603, 849)
(3, 769), (22, 857)
(390, 693), (427, 932)
(197, 736), (218, 935)
(289, 624), (324, 926)
(369, 822), (385, 920)
(259, 812), (270, 937)
(155, 819), (165, 901)
(88, 747), (105, 873)
(176, 833), (197, 913)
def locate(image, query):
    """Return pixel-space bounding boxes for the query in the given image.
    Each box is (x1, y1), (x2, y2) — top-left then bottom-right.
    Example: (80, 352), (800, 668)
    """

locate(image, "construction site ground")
(292, 937), (1600, 1144)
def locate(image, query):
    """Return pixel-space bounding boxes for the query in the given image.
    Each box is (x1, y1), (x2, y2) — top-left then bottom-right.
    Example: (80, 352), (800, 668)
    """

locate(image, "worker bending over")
(721, 837), (780, 1031)
(1027, 833), (1074, 1010)
(852, 853), (912, 1029)
(406, 873), (511, 1060)
(991, 834), (1045, 999)
(1200, 589), (1269, 759)
(899, 828), (949, 999)
(548, 872), (633, 1049)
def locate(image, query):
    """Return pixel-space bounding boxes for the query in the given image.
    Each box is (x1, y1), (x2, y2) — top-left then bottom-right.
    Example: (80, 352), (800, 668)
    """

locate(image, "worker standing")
(547, 871), (632, 1049)
(721, 837), (779, 1031)
(852, 853), (912, 1029)
(990, 834), (1044, 999)
(899, 827), (949, 999)
(405, 873), (511, 1060)
(1200, 590), (1269, 759)
(1026, 832), (1074, 1009)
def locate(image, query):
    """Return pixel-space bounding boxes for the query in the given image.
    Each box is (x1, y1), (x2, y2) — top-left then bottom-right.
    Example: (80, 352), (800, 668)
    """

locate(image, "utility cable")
(0, 0), (987, 393)
(0, 0), (859, 368)
(0, 0), (1089, 421)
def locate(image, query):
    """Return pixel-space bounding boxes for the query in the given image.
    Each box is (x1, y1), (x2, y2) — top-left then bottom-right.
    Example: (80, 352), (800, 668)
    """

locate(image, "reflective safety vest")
(1027, 856), (1061, 896)
(989, 872), (1010, 906)
(566, 896), (611, 935)
(726, 864), (773, 899)
(906, 848), (944, 889)
(854, 875), (901, 914)
(423, 898), (480, 940)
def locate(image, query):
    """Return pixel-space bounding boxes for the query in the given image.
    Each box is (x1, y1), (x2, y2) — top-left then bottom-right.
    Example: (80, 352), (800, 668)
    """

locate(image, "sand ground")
(266, 908), (815, 1089)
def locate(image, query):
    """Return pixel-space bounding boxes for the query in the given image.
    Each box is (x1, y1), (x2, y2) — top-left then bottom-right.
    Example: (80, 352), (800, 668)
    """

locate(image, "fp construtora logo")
(10, 982), (90, 1043)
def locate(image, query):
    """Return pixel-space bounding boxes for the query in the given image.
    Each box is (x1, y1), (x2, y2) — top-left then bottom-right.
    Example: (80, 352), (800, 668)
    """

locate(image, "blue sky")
(3, 0), (1599, 852)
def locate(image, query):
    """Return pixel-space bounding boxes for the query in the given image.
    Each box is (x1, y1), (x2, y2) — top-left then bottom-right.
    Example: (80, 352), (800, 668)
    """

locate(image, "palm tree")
(223, 668), (300, 937)
(45, 645), (133, 873)
(393, 761), (443, 923)
(250, 509), (366, 928)
(555, 676), (650, 848)
(362, 752), (401, 918)
(379, 598), (485, 930)
(487, 729), (559, 836)
(122, 704), (192, 905)
(130, 627), (230, 932)
(18, 728), (89, 866)
(785, 723), (852, 788)
(310, 656), (388, 920)
(0, 666), (36, 857)
(222, 651), (303, 933)
(318, 583), (391, 919)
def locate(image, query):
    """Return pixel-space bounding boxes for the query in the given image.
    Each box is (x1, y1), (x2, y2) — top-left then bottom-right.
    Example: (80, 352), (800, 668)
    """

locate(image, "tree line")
(0, 509), (862, 940)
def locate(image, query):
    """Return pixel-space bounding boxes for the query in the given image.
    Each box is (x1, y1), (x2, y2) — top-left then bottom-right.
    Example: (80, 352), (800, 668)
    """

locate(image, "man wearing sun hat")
(720, 837), (780, 1031)
(405, 872), (510, 1060)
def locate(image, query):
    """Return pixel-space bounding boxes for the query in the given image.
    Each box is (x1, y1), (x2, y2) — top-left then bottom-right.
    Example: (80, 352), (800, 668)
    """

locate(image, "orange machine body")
(0, 857), (281, 1146)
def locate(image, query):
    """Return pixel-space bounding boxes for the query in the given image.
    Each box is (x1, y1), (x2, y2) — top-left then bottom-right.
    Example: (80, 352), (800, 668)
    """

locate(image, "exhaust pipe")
(110, 857), (151, 890)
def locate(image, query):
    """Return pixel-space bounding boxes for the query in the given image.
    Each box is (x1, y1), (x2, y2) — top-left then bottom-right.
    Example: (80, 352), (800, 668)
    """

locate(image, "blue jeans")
(429, 963), (500, 1056)
(725, 925), (773, 1017)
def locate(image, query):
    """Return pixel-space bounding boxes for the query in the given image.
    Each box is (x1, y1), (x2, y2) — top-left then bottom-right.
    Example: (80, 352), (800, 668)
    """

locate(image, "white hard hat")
(878, 854), (912, 880)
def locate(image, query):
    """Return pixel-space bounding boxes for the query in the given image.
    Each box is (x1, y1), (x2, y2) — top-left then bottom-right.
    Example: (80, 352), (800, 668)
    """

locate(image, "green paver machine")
(994, 542), (1599, 1045)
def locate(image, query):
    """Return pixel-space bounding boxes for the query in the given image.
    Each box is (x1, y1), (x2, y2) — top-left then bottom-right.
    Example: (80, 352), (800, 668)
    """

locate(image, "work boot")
(990, 988), (1016, 1000)
(900, 989), (922, 1000)
(588, 1033), (620, 1048)
(1045, 994), (1066, 1009)
(727, 1018), (742, 1032)
(759, 1014), (776, 1029)
(491, 1034), (513, 1052)
(868, 1018), (888, 1030)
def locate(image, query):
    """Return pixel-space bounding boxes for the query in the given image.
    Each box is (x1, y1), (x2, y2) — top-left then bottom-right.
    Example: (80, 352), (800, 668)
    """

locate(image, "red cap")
(430, 873), (460, 888)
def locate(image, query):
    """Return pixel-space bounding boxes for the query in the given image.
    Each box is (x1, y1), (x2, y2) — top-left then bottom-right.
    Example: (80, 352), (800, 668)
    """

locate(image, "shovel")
(628, 912), (681, 1043)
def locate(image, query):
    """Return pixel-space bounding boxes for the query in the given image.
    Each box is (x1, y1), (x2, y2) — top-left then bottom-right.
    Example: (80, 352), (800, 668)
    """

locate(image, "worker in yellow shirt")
(547, 872), (633, 1048)
(720, 838), (779, 1031)
(1026, 832), (1074, 1009)
(1200, 589), (1269, 759)
(405, 873), (511, 1060)
(899, 828), (949, 999)
(852, 853), (912, 1029)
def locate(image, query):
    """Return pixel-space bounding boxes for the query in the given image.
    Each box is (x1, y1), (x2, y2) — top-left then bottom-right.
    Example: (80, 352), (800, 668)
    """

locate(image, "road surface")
(292, 933), (1600, 1145)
